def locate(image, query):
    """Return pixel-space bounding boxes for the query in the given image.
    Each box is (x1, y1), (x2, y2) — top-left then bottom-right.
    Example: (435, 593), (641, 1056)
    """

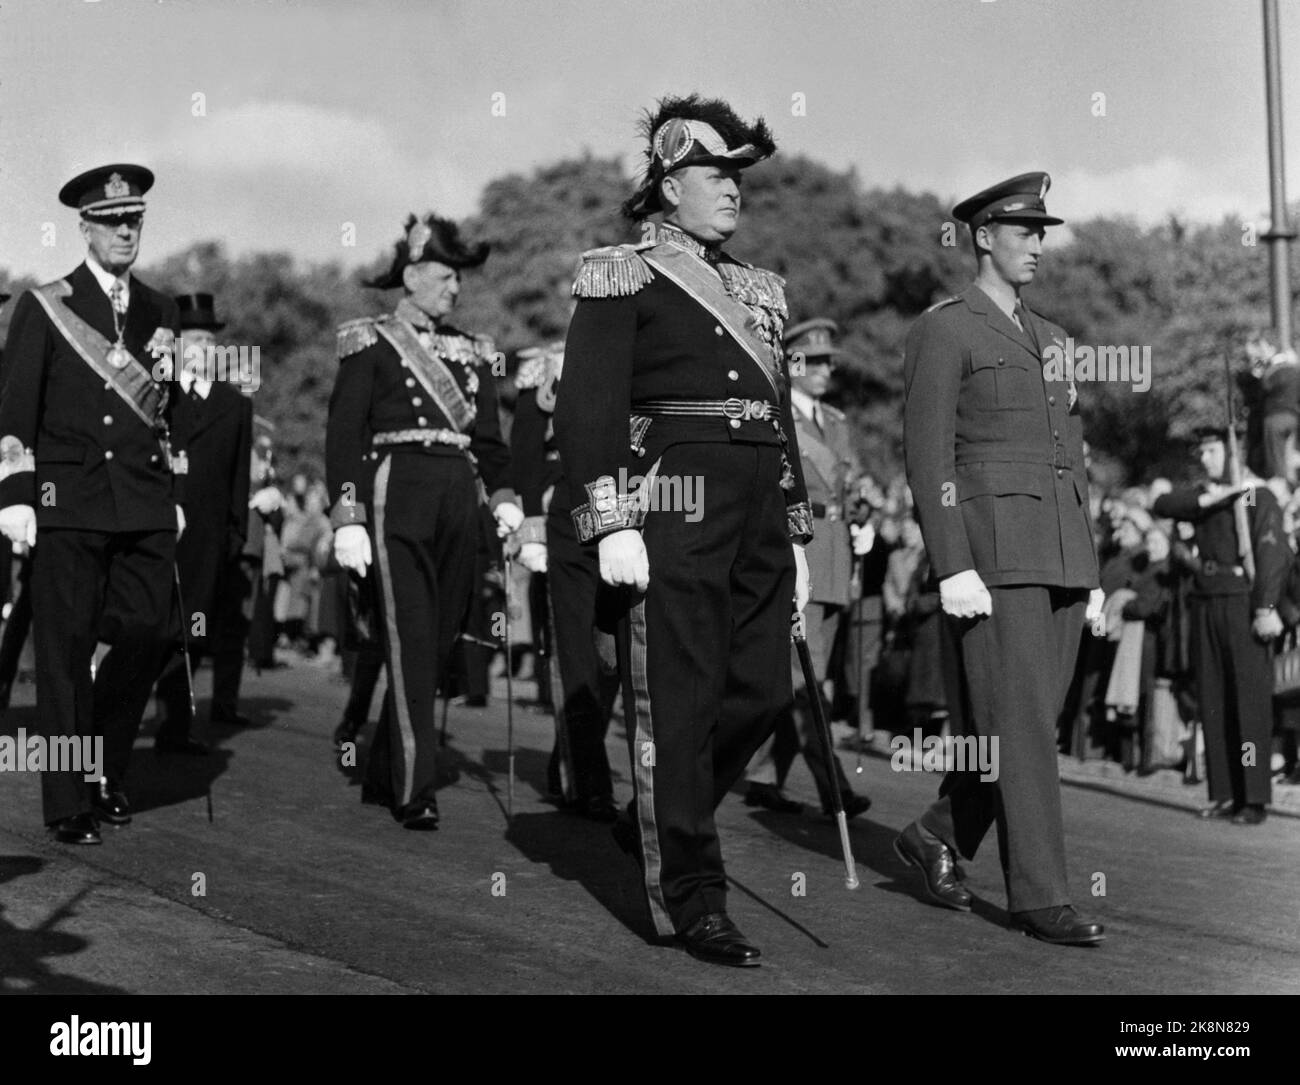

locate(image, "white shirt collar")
(84, 256), (130, 308)
(790, 388), (820, 425)
(178, 363), (212, 400)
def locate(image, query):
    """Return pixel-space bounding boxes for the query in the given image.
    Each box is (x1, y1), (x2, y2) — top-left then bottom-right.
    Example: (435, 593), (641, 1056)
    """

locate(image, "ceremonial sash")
(375, 319), (475, 433)
(642, 244), (781, 398)
(31, 281), (162, 430)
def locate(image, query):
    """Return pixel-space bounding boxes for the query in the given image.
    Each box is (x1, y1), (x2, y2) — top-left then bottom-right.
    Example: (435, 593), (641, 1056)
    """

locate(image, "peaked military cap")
(59, 163), (153, 218)
(624, 93), (776, 220)
(953, 171), (1063, 231)
(784, 317), (843, 359)
(366, 212), (490, 290)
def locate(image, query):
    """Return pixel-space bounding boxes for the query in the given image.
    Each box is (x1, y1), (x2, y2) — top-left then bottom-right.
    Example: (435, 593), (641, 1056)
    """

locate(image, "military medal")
(106, 340), (131, 369)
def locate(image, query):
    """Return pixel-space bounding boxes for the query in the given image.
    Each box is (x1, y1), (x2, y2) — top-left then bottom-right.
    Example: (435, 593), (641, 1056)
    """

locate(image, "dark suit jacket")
(0, 262), (181, 532)
(903, 283), (1098, 590)
(171, 381), (252, 618)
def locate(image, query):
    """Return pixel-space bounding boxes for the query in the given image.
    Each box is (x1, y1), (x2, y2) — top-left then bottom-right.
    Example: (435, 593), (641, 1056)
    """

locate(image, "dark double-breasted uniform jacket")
(0, 263), (182, 531)
(904, 283), (1098, 590)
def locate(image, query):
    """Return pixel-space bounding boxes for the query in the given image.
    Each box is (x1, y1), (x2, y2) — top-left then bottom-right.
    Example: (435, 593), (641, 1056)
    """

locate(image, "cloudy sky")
(1, 0), (1295, 279)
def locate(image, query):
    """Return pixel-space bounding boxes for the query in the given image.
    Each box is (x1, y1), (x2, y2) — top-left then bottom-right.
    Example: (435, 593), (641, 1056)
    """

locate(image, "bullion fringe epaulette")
(718, 261), (788, 319)
(787, 501), (815, 543)
(515, 342), (563, 390)
(337, 317), (380, 360)
(572, 244), (656, 299)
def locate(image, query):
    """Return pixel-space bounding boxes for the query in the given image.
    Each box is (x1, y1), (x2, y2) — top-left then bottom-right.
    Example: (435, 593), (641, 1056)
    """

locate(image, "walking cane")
(793, 610), (860, 890)
(173, 564), (197, 721)
(855, 552), (869, 775)
(503, 552), (516, 820)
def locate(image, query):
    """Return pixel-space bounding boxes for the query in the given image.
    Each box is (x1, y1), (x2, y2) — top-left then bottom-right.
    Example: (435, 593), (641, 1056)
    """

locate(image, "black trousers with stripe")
(920, 585), (1086, 913)
(364, 451), (478, 811)
(1189, 593), (1273, 807)
(31, 527), (175, 824)
(617, 442), (795, 936)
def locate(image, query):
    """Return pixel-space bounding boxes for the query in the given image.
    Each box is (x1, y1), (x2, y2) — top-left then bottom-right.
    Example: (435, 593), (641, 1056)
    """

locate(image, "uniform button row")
(418, 416), (428, 426)
(103, 415), (113, 426)
(714, 326), (723, 336)
(412, 397), (423, 407)
(729, 419), (741, 429)
(727, 370), (739, 381)
(405, 378), (416, 388)
(105, 450), (114, 461)
(1048, 396), (1056, 406)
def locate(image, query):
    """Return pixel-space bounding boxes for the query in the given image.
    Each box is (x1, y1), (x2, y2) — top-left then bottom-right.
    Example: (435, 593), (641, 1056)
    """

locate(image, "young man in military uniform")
(1152, 427), (1286, 825)
(555, 95), (811, 967)
(895, 173), (1107, 946)
(152, 293), (253, 754)
(328, 213), (522, 830)
(743, 317), (872, 819)
(0, 164), (184, 845)
(512, 340), (621, 821)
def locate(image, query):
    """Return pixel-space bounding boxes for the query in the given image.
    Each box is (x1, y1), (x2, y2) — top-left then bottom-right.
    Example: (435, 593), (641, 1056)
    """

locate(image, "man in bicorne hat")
(554, 94), (812, 967)
(0, 163), (184, 844)
(894, 172), (1106, 945)
(328, 213), (522, 830)
(151, 293), (253, 754)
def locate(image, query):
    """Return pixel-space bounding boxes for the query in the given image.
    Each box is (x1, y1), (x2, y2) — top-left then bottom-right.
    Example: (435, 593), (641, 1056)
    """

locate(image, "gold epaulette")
(572, 244), (655, 299)
(515, 342), (563, 390)
(718, 261), (788, 318)
(471, 334), (498, 365)
(923, 296), (961, 315)
(337, 317), (380, 360)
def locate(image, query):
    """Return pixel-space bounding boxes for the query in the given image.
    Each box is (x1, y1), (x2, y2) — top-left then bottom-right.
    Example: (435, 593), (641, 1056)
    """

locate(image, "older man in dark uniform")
(0, 164), (183, 844)
(743, 318), (872, 818)
(328, 213), (522, 830)
(1152, 428), (1286, 824)
(894, 173), (1106, 945)
(152, 293), (253, 754)
(555, 95), (812, 967)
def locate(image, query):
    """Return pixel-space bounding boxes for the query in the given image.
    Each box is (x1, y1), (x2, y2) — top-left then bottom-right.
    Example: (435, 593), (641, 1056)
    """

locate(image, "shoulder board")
(336, 317), (380, 360)
(923, 296), (961, 316)
(573, 243), (655, 299)
(717, 259), (788, 318)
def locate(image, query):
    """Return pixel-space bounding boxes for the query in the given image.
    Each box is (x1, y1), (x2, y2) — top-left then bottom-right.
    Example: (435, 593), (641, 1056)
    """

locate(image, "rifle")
(1224, 355), (1256, 584)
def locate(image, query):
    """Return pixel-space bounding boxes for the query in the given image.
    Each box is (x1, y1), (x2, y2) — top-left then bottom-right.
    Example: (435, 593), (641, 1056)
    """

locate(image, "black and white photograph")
(0, 0), (1296, 1044)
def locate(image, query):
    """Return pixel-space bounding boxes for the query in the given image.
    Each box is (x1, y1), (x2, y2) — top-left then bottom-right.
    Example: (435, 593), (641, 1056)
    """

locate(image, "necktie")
(110, 280), (126, 317)
(813, 402), (824, 433)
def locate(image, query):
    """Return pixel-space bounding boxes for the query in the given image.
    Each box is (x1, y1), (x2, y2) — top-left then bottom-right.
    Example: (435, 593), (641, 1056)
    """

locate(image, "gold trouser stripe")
(372, 455), (416, 806)
(629, 596), (674, 936)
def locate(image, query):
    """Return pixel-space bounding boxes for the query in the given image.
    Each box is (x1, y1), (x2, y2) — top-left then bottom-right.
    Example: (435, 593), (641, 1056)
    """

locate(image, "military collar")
(656, 222), (721, 264)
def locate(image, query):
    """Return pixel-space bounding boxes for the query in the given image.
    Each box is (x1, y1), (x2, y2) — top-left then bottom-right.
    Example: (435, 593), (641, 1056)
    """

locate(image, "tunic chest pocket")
(968, 349), (1039, 411)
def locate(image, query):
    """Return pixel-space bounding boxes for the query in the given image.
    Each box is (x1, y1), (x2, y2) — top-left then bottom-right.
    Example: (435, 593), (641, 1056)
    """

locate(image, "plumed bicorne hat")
(623, 93), (776, 220)
(365, 212), (490, 290)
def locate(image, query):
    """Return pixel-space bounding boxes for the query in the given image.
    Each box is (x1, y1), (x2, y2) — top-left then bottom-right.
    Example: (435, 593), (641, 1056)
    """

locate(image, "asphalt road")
(2, 655), (1298, 995)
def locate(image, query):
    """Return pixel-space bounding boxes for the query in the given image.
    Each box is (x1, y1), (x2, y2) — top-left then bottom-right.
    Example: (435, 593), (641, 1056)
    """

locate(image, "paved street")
(1, 657), (1298, 995)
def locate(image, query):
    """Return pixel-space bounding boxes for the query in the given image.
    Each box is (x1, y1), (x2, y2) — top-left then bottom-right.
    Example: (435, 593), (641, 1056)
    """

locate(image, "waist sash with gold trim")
(375, 319), (475, 433)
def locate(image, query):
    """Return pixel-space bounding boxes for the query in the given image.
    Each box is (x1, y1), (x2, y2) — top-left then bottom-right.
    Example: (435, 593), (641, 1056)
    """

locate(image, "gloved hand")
(249, 486), (283, 515)
(0, 504), (36, 549)
(519, 542), (548, 574)
(793, 543), (810, 613)
(1253, 609), (1284, 642)
(333, 524), (372, 577)
(850, 521), (875, 556)
(494, 501), (524, 538)
(1085, 587), (1106, 637)
(939, 569), (993, 619)
(598, 529), (649, 591)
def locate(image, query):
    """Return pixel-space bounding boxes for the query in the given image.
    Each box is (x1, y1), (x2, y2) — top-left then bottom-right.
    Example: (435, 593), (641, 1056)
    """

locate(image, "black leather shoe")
(677, 912), (761, 967)
(744, 783), (803, 815)
(1010, 905), (1105, 946)
(1232, 803), (1267, 826)
(155, 736), (210, 756)
(397, 799), (439, 830)
(51, 813), (101, 845)
(825, 792), (872, 820)
(1197, 799), (1239, 820)
(90, 781), (131, 826)
(893, 821), (971, 911)
(210, 708), (252, 728)
(576, 795), (620, 823)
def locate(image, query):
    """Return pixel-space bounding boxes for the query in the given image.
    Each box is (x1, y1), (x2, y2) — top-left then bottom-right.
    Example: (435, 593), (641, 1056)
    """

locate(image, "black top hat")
(624, 94), (776, 220)
(176, 293), (225, 331)
(953, 172), (1063, 231)
(59, 163), (153, 218)
(0, 293), (10, 307)
(365, 213), (490, 290)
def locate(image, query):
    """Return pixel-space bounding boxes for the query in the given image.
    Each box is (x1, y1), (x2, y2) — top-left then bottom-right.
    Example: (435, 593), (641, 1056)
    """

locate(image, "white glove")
(519, 542), (548, 574)
(850, 521), (875, 556)
(249, 486), (283, 515)
(598, 528), (649, 591)
(939, 569), (993, 619)
(333, 524), (372, 577)
(494, 501), (524, 538)
(1085, 587), (1106, 637)
(176, 504), (187, 539)
(793, 543), (810, 613)
(0, 504), (36, 549)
